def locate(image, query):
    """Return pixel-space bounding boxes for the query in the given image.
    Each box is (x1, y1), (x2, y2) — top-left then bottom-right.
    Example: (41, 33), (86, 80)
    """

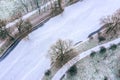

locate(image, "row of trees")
(0, 19), (32, 40)
(18, 0), (63, 14)
(0, 0), (66, 40)
(19, 0), (41, 13)
(9, 0), (64, 22)
(0, 20), (14, 40)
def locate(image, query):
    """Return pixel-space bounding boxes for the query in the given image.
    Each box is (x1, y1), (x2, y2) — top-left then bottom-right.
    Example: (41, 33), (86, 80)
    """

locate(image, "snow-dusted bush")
(109, 44), (117, 51)
(51, 0), (64, 16)
(90, 51), (96, 58)
(67, 65), (77, 76)
(48, 39), (74, 64)
(16, 19), (32, 33)
(97, 32), (106, 42)
(0, 19), (14, 40)
(45, 70), (51, 76)
(98, 36), (106, 42)
(101, 9), (120, 38)
(104, 76), (108, 80)
(99, 46), (106, 54)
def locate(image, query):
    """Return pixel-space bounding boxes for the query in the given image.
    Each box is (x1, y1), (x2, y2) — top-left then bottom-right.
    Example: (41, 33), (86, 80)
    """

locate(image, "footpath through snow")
(0, 0), (120, 80)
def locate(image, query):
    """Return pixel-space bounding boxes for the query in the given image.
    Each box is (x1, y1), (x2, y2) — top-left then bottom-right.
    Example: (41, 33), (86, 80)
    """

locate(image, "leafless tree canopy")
(16, 19), (32, 33)
(49, 39), (73, 63)
(101, 9), (120, 37)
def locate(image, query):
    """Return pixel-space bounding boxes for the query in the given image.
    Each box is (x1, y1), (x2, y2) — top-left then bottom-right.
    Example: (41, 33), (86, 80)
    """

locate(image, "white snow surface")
(0, 0), (120, 80)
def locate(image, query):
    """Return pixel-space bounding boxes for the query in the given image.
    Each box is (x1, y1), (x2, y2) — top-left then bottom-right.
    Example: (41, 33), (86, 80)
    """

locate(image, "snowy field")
(63, 43), (120, 80)
(0, 0), (120, 80)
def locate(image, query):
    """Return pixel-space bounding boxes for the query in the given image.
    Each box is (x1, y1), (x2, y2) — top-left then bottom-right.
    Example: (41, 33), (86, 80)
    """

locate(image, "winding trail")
(52, 38), (120, 80)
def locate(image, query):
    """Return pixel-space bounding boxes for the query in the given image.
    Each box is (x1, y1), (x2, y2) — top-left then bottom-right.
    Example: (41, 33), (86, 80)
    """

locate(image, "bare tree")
(48, 39), (74, 65)
(51, 0), (64, 16)
(0, 20), (14, 40)
(101, 9), (120, 38)
(16, 19), (24, 33)
(22, 20), (32, 32)
(16, 19), (32, 33)
(19, 0), (29, 13)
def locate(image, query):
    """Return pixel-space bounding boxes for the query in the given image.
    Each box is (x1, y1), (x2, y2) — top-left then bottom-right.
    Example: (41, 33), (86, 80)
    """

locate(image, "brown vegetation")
(101, 9), (120, 39)
(48, 39), (75, 67)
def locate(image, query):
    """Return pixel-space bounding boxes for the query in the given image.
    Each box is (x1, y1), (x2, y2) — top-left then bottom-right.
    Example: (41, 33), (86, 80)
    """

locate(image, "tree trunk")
(58, 0), (63, 11)
(20, 0), (29, 13)
(35, 0), (40, 14)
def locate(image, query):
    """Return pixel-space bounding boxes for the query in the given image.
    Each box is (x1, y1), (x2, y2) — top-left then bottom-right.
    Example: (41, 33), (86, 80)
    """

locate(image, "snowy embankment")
(0, 0), (120, 80)
(52, 38), (120, 80)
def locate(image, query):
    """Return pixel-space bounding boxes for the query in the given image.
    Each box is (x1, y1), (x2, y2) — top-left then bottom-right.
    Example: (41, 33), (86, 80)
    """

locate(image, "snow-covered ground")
(61, 39), (120, 80)
(52, 38), (120, 80)
(0, 0), (120, 80)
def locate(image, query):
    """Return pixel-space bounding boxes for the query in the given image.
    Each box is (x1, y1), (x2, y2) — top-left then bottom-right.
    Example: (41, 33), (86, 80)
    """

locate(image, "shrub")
(0, 30), (7, 39)
(90, 51), (96, 58)
(67, 65), (77, 76)
(98, 36), (106, 42)
(0, 19), (6, 28)
(109, 44), (117, 51)
(0, 20), (8, 39)
(104, 76), (108, 80)
(45, 70), (51, 76)
(99, 46), (106, 54)
(89, 36), (93, 40)
(16, 19), (32, 33)
(101, 9), (120, 38)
